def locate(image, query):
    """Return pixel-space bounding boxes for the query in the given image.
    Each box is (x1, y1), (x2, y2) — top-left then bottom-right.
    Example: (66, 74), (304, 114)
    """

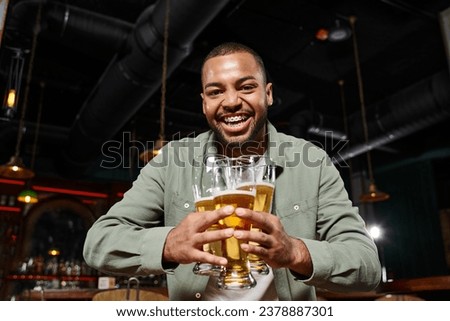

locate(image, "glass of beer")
(213, 156), (257, 289)
(192, 155), (226, 276)
(247, 161), (276, 274)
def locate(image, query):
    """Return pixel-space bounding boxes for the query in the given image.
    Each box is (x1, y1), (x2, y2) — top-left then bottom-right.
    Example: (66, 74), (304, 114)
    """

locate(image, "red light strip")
(0, 206), (21, 212)
(81, 199), (97, 205)
(32, 186), (108, 198)
(0, 178), (25, 186)
(0, 179), (110, 198)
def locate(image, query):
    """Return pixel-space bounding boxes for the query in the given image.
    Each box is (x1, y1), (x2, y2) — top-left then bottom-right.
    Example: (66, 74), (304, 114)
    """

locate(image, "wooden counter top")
(19, 287), (168, 301)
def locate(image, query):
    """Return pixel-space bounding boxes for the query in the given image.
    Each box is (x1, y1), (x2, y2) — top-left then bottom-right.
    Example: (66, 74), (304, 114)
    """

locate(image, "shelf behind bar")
(6, 274), (97, 282)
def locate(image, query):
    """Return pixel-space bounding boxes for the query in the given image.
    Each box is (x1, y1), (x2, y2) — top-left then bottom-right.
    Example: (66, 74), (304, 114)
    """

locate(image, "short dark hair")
(202, 42), (268, 84)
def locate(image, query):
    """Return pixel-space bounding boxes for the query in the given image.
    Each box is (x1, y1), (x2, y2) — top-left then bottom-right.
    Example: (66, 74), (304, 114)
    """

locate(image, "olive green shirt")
(83, 122), (381, 300)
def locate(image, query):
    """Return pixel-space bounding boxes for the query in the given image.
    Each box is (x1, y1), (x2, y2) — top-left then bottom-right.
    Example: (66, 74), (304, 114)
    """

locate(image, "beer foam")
(214, 189), (255, 197)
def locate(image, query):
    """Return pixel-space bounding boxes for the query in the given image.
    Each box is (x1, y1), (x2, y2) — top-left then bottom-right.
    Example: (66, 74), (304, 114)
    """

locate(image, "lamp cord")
(349, 16), (374, 184)
(158, 0), (170, 142)
(338, 79), (354, 196)
(14, 3), (42, 158)
(30, 82), (44, 170)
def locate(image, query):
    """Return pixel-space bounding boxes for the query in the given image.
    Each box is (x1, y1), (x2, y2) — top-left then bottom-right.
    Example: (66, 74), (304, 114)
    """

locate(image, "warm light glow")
(315, 28), (329, 41)
(0, 156), (35, 179)
(360, 183), (390, 203)
(139, 138), (167, 163)
(369, 226), (382, 240)
(48, 249), (60, 256)
(6, 89), (16, 107)
(17, 189), (38, 204)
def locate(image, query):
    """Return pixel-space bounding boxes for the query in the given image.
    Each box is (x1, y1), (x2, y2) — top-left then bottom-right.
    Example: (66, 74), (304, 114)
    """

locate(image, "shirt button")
(195, 292), (202, 299)
(294, 205), (300, 211)
(184, 203), (190, 209)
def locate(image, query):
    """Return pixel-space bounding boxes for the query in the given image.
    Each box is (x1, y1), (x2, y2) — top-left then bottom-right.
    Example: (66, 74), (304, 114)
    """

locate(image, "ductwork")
(8, 0), (133, 58)
(41, 0), (230, 177)
(5, 0), (231, 178)
(336, 69), (450, 163)
(290, 70), (450, 164)
(289, 110), (347, 140)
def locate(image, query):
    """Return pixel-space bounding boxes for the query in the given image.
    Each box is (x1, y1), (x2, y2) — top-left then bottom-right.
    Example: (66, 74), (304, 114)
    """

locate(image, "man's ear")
(200, 93), (206, 114)
(266, 83), (273, 106)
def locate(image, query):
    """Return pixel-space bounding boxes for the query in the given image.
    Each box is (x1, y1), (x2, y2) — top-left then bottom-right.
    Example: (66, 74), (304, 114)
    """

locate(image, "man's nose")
(222, 90), (241, 110)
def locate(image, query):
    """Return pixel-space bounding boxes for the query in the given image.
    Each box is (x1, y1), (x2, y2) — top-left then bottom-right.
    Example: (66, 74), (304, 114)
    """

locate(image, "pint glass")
(247, 162), (276, 274)
(213, 156), (257, 289)
(192, 155), (225, 276)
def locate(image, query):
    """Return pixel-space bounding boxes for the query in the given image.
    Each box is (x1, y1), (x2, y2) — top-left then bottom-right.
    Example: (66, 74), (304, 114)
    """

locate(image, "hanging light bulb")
(360, 182), (390, 203)
(0, 4), (42, 180)
(349, 16), (390, 203)
(328, 20), (352, 42)
(0, 155), (35, 179)
(2, 48), (25, 119)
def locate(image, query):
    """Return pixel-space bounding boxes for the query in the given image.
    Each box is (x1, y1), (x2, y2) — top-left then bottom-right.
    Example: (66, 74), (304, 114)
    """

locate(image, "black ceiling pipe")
(7, 0), (133, 58)
(334, 70), (450, 163)
(57, 0), (231, 177)
(289, 110), (346, 140)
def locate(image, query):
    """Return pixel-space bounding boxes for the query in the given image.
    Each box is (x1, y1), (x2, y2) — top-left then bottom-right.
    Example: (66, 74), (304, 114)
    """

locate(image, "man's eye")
(241, 85), (256, 91)
(207, 89), (221, 96)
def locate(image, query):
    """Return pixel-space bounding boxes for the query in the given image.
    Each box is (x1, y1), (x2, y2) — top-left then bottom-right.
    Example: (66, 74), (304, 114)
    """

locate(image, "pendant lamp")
(0, 3), (42, 180)
(2, 48), (25, 119)
(17, 82), (45, 204)
(17, 189), (38, 204)
(349, 16), (390, 203)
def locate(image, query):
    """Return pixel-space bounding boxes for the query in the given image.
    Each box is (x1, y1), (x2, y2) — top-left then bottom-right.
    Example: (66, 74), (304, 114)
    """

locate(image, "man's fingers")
(196, 205), (235, 231)
(196, 251), (228, 266)
(198, 228), (234, 244)
(234, 208), (274, 233)
(234, 229), (271, 248)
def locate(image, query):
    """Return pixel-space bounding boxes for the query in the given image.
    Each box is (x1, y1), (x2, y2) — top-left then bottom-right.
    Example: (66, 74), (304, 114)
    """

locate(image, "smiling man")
(83, 42), (381, 301)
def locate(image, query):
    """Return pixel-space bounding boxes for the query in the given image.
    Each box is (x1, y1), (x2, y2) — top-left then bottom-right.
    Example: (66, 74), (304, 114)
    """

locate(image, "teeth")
(224, 115), (247, 123)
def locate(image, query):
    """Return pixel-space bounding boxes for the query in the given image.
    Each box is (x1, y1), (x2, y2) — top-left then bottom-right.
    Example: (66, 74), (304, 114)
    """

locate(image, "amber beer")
(195, 196), (215, 212)
(214, 189), (255, 287)
(238, 180), (275, 274)
(253, 182), (275, 212)
(194, 197), (223, 257)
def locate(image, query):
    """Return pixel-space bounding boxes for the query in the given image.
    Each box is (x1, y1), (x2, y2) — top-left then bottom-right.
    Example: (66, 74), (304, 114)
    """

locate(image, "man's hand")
(163, 205), (235, 266)
(233, 207), (313, 277)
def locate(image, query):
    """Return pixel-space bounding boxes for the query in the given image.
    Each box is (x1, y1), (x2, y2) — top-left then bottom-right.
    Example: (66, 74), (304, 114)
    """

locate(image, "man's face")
(201, 52), (273, 151)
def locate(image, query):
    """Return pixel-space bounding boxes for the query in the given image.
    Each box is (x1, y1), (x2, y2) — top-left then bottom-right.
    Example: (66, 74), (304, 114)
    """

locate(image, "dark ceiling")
(1, 0), (449, 181)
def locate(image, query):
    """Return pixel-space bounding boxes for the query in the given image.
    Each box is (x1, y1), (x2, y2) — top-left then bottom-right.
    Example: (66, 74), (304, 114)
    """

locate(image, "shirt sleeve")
(297, 155), (382, 292)
(83, 152), (174, 276)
